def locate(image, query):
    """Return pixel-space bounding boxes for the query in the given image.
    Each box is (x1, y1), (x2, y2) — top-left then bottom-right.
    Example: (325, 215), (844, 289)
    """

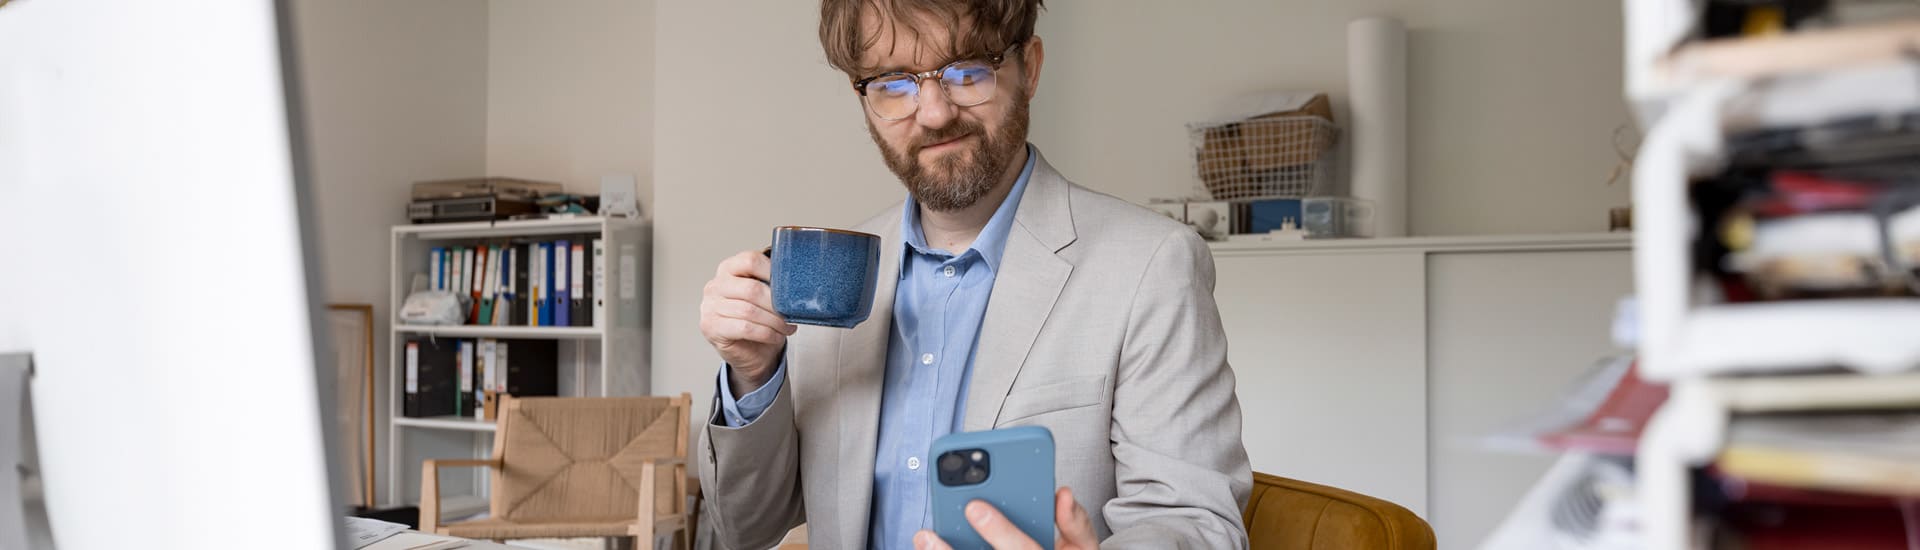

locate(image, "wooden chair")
(1244, 472), (1436, 550)
(421, 394), (693, 549)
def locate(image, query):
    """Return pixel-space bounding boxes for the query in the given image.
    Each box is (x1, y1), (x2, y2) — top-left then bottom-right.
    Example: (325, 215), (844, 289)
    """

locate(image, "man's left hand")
(913, 486), (1099, 550)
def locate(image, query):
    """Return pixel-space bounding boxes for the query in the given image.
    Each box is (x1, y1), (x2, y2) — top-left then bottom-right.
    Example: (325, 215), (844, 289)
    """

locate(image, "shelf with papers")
(1624, 0), (1920, 125)
(393, 415), (497, 432)
(384, 215), (651, 511)
(393, 324), (603, 340)
(1657, 19), (1920, 89)
(393, 216), (610, 240)
(1625, 2), (1920, 547)
(1640, 299), (1920, 380)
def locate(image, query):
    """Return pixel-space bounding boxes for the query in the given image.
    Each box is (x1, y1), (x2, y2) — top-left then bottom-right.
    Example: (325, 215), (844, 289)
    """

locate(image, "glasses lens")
(864, 74), (918, 120)
(941, 60), (997, 107)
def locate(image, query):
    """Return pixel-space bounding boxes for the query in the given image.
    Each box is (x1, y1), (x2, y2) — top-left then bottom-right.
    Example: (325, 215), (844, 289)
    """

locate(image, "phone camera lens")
(940, 453), (965, 473)
(963, 466), (986, 484)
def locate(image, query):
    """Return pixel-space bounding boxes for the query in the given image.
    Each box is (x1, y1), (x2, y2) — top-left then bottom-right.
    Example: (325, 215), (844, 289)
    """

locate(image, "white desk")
(363, 530), (519, 550)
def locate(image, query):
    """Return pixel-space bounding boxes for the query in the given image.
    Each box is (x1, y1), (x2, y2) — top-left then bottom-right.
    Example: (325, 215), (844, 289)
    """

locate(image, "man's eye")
(879, 81), (914, 97)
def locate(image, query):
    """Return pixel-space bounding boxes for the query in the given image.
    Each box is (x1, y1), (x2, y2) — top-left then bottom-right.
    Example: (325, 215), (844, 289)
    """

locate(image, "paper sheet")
(1348, 17), (1409, 237)
(344, 516), (409, 549)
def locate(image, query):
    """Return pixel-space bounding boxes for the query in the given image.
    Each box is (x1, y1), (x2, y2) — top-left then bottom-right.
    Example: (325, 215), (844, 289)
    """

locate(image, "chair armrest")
(420, 459), (503, 533)
(425, 459), (501, 469)
(632, 457), (693, 541)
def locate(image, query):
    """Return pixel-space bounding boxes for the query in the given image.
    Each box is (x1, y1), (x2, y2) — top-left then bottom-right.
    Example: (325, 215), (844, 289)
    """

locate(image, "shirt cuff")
(717, 359), (787, 427)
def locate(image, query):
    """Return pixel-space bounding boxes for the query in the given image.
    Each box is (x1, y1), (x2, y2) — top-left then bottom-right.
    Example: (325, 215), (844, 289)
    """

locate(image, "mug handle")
(759, 246), (774, 283)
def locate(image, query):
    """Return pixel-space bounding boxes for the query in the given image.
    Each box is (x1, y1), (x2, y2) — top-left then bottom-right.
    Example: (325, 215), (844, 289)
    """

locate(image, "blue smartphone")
(929, 426), (1055, 549)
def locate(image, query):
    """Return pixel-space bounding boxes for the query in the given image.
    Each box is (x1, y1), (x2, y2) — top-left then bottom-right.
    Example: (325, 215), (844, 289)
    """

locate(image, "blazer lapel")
(964, 152), (1078, 431)
(835, 213), (901, 549)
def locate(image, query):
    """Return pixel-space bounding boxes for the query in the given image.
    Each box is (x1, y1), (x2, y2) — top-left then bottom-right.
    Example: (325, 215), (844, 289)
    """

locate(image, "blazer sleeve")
(1101, 228), (1254, 549)
(697, 377), (806, 550)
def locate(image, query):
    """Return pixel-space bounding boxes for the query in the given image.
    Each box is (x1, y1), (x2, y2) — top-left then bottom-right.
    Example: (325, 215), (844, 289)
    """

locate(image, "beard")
(868, 89), (1031, 213)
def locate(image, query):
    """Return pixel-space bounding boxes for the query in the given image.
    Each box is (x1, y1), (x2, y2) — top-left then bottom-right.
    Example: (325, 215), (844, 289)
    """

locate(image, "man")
(696, 1), (1250, 548)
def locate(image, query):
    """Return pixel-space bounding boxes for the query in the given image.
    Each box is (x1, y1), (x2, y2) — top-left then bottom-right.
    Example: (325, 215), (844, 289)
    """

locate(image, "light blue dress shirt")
(717, 146), (1037, 549)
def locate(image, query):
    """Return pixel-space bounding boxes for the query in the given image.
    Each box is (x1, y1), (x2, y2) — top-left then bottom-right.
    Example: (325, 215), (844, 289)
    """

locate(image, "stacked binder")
(426, 238), (604, 327)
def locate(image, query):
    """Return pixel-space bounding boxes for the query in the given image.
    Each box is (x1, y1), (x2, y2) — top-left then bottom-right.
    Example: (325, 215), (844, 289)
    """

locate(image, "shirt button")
(908, 456), (922, 470)
(921, 353), (935, 365)
(943, 265), (956, 277)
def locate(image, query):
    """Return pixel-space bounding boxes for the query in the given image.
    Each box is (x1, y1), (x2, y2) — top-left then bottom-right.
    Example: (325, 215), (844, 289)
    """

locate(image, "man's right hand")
(699, 249), (797, 395)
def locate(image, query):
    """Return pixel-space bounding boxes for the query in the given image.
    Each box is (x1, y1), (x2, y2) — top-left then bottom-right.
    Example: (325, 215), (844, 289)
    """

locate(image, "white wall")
(652, 0), (902, 423)
(1032, 0), (1632, 236)
(291, 0), (490, 508)
(487, 0), (656, 216)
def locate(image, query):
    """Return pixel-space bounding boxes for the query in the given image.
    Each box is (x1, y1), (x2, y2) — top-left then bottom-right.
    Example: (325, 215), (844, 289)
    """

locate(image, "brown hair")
(819, 0), (1044, 79)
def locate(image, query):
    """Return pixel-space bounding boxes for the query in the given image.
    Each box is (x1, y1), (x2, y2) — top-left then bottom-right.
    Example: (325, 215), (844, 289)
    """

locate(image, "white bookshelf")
(1624, 2), (1920, 547)
(383, 215), (651, 515)
(395, 324), (603, 339)
(393, 415), (501, 433)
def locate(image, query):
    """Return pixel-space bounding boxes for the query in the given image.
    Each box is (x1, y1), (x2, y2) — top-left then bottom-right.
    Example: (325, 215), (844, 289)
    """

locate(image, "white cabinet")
(1211, 233), (1631, 548)
(1427, 250), (1633, 549)
(1216, 250), (1430, 515)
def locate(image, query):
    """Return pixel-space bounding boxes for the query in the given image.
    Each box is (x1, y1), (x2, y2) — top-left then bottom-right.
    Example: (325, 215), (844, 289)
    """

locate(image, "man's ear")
(1021, 35), (1044, 101)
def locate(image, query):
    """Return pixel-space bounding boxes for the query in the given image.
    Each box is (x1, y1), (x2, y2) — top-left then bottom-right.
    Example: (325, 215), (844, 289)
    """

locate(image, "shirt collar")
(900, 144), (1037, 277)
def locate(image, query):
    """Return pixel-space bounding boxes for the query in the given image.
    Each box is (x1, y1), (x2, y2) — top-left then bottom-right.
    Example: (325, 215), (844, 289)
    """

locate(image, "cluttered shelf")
(392, 215), (614, 240)
(1659, 17), (1920, 87)
(1204, 232), (1631, 256)
(1648, 300), (1920, 378)
(1616, 1), (1920, 548)
(1481, 356), (1920, 548)
(394, 324), (601, 340)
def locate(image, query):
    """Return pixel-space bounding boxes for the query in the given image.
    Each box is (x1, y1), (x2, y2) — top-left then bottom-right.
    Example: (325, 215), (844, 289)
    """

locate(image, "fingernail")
(966, 501), (991, 524)
(913, 531), (929, 550)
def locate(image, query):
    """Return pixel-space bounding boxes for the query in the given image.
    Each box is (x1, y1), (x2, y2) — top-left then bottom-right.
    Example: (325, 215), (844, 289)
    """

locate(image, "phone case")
(929, 426), (1055, 549)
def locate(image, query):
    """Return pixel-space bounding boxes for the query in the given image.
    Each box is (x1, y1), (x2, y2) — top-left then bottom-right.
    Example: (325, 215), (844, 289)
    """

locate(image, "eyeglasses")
(852, 44), (1016, 121)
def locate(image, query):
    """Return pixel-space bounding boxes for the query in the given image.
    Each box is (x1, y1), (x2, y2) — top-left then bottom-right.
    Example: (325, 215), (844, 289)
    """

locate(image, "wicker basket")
(1190, 94), (1340, 200)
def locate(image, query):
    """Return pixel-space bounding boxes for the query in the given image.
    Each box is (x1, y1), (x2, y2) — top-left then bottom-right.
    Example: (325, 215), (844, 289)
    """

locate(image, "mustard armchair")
(1244, 472), (1436, 550)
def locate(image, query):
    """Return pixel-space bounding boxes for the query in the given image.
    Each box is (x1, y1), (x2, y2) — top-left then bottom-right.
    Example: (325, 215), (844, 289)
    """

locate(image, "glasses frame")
(851, 43), (1019, 121)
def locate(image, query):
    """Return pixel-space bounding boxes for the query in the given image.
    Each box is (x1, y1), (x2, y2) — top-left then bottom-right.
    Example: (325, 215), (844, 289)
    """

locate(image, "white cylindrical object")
(1347, 17), (1409, 237)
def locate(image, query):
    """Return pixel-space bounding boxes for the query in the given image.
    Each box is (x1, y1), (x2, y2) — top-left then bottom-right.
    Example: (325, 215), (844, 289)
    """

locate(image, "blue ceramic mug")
(767, 226), (882, 328)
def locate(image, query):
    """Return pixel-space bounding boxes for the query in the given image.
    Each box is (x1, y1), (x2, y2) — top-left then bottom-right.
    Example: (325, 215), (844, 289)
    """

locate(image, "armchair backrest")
(488, 395), (691, 522)
(1244, 472), (1436, 550)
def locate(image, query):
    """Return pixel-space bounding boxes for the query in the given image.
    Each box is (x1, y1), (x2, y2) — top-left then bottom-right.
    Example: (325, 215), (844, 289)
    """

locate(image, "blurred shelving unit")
(1625, 1), (1920, 547)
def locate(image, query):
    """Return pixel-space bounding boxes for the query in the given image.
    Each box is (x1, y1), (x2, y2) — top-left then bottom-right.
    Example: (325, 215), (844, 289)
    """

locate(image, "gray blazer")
(697, 150), (1252, 549)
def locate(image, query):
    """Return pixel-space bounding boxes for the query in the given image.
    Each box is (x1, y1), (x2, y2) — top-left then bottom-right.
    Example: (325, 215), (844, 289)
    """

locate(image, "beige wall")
(291, 0), (490, 507)
(649, 0), (1631, 427)
(487, 0), (655, 216)
(652, 0), (902, 421)
(1032, 0), (1631, 236)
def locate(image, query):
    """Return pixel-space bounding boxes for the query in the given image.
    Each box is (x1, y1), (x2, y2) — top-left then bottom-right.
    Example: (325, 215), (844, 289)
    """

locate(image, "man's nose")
(914, 79), (957, 130)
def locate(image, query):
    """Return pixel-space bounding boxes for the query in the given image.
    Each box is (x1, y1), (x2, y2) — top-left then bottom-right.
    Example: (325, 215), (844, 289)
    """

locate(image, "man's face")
(855, 13), (1038, 213)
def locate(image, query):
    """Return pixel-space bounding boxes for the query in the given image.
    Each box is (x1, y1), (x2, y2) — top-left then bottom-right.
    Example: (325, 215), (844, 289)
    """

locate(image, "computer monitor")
(0, 1), (344, 548)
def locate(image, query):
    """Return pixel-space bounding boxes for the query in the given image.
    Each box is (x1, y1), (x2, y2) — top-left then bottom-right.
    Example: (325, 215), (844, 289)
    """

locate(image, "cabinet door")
(1214, 250), (1429, 516)
(1427, 250), (1632, 549)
